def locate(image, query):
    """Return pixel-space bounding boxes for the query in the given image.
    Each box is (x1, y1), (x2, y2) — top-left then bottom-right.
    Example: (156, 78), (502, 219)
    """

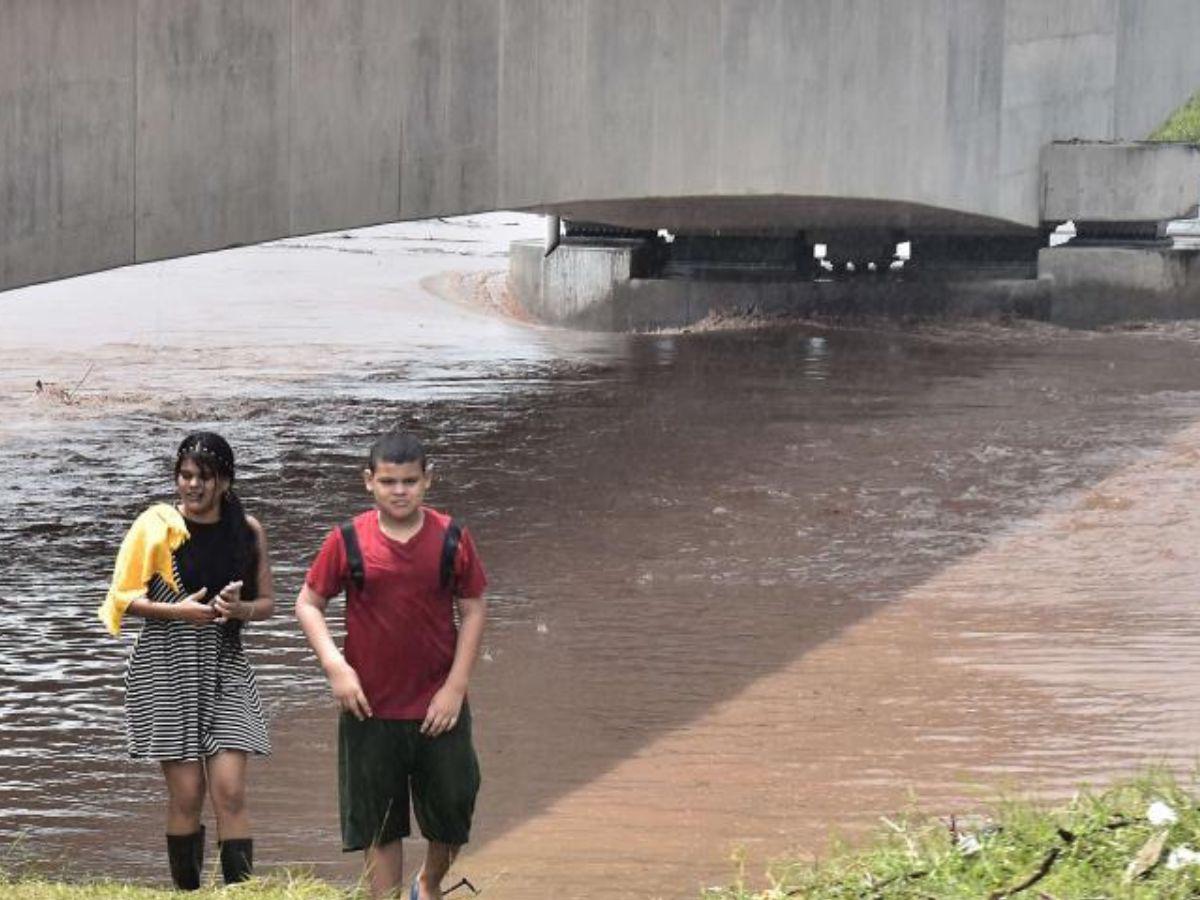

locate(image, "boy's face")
(363, 459), (431, 524)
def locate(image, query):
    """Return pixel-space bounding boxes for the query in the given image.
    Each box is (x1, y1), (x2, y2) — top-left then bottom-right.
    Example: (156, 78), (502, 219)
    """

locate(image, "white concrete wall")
(289, 1), (405, 236)
(3, 0), (1200, 292)
(134, 1), (292, 261)
(1115, 0), (1200, 141)
(496, 0), (1011, 227)
(510, 238), (648, 328)
(1040, 245), (1200, 325)
(1042, 142), (1200, 222)
(996, 1), (1119, 224)
(0, 0), (136, 288)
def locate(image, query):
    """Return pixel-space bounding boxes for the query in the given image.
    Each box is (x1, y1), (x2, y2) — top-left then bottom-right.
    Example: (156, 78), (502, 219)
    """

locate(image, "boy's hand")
(175, 588), (216, 625)
(328, 659), (372, 720)
(421, 684), (464, 737)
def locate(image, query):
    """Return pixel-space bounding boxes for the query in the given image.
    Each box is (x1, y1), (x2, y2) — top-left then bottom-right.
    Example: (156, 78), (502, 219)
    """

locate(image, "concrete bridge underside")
(4, 0), (1200, 292)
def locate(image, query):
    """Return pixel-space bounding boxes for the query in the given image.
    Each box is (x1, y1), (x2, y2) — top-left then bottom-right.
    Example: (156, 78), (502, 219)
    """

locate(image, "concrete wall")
(135, 1), (292, 261)
(1040, 245), (1200, 326)
(4, 0), (1200, 292)
(290, 1), (405, 236)
(511, 238), (652, 329)
(1042, 142), (1200, 223)
(0, 0), (135, 288)
(996, 1), (1120, 226)
(498, 0), (1014, 229)
(611, 276), (1049, 331)
(1115, 0), (1200, 141)
(520, 240), (1200, 331)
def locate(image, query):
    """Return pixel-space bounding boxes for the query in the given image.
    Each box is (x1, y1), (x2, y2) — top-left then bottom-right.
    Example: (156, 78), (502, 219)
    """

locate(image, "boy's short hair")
(367, 430), (427, 472)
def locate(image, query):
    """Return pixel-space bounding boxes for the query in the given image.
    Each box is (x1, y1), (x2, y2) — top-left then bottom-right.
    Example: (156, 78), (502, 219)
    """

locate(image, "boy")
(296, 430), (487, 900)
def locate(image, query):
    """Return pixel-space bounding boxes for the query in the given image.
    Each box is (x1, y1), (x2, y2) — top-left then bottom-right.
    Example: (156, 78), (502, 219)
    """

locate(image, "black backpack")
(340, 518), (462, 594)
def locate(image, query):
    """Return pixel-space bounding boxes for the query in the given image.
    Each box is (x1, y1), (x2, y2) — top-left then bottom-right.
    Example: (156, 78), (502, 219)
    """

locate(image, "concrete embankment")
(510, 141), (1200, 331)
(510, 237), (1200, 331)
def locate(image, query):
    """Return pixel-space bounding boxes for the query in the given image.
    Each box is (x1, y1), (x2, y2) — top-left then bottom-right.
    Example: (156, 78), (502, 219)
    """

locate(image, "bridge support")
(510, 140), (1200, 330)
(508, 230), (1050, 330)
(1039, 246), (1200, 327)
(510, 230), (1200, 331)
(545, 215), (561, 256)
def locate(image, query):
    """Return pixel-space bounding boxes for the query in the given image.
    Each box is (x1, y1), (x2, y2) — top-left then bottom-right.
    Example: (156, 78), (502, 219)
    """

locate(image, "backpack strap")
(440, 519), (462, 592)
(340, 520), (365, 591)
(342, 517), (460, 594)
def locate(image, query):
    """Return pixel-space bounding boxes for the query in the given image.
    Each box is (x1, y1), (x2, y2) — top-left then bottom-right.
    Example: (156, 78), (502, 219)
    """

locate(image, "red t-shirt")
(305, 507), (488, 720)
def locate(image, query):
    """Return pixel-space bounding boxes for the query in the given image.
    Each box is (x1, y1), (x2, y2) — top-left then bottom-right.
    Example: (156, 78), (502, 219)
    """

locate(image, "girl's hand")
(175, 588), (217, 625)
(213, 581), (247, 623)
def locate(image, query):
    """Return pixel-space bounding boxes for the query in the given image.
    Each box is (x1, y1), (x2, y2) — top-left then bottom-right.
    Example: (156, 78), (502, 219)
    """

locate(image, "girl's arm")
(214, 515), (276, 623)
(126, 587), (216, 625)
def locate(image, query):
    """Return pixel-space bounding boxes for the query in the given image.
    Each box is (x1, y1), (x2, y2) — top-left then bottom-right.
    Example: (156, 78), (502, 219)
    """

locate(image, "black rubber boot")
(219, 837), (253, 885)
(166, 825), (205, 891)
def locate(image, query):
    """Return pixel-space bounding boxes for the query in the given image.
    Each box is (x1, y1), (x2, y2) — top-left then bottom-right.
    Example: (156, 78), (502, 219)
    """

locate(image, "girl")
(99, 432), (274, 889)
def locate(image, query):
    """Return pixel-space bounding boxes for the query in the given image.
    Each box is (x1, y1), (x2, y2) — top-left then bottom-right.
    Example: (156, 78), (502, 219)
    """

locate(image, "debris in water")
(1167, 846), (1200, 870)
(956, 833), (983, 856)
(1147, 800), (1178, 825)
(33, 380), (75, 404)
(1123, 829), (1169, 883)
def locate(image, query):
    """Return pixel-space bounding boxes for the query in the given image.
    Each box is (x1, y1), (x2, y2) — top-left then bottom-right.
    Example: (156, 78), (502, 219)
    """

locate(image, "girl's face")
(175, 457), (229, 520)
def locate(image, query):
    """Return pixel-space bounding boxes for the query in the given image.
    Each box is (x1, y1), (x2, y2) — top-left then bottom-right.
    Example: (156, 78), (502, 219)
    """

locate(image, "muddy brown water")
(4, 218), (1200, 898)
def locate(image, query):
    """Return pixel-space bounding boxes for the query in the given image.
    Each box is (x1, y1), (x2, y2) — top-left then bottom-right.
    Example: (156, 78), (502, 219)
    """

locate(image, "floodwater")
(3, 217), (1200, 898)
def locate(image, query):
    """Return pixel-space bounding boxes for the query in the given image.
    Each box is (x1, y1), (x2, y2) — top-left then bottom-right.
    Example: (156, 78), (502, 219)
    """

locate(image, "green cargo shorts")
(338, 705), (481, 851)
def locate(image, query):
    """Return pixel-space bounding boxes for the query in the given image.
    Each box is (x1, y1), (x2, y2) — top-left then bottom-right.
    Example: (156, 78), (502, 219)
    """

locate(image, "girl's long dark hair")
(174, 432), (258, 592)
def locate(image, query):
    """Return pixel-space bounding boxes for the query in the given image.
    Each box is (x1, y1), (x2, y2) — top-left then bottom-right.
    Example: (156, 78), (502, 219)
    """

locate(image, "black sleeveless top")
(176, 516), (258, 603)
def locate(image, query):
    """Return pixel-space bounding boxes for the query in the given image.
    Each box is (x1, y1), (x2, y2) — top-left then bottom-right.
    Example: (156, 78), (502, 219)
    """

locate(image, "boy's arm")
(421, 594), (487, 736)
(295, 583), (373, 720)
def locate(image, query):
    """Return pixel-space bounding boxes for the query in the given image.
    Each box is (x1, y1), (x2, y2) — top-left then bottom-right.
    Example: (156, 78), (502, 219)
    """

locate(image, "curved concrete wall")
(3, 0), (1200, 291)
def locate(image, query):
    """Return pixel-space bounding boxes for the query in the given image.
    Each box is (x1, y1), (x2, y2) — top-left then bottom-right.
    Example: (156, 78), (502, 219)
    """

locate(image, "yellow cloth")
(99, 503), (190, 636)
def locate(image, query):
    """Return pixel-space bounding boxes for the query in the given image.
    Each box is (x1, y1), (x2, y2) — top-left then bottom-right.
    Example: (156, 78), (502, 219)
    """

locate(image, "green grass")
(1149, 91), (1200, 143)
(0, 871), (354, 899)
(704, 772), (1200, 899)
(9, 773), (1200, 898)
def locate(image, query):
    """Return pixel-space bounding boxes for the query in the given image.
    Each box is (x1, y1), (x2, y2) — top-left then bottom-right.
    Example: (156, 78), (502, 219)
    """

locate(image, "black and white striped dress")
(124, 526), (270, 760)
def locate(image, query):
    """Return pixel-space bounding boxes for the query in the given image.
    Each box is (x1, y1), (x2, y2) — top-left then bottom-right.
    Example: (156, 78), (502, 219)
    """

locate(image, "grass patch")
(704, 772), (1200, 898)
(1149, 91), (1200, 143)
(10, 774), (1200, 898)
(0, 871), (354, 899)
